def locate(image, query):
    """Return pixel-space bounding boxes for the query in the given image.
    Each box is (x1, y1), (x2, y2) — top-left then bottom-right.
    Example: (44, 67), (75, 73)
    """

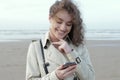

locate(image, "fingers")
(62, 65), (76, 77)
(63, 66), (76, 77)
(52, 39), (71, 54)
(62, 65), (77, 73)
(58, 45), (65, 53)
(57, 65), (64, 70)
(52, 39), (64, 45)
(52, 41), (62, 45)
(52, 40), (66, 53)
(56, 65), (77, 79)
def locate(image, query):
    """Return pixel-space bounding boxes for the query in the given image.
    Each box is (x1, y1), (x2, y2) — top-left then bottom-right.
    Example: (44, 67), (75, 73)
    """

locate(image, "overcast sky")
(0, 0), (120, 30)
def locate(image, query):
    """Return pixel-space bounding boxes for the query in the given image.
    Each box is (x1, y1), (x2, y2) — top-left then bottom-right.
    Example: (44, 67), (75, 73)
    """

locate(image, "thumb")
(57, 65), (64, 70)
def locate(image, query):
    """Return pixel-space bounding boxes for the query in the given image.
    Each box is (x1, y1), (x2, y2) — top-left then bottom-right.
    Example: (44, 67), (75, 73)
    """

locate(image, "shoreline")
(0, 39), (120, 42)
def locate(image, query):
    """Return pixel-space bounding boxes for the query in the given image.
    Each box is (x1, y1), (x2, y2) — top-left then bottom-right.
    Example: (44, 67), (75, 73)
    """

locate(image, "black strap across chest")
(39, 39), (49, 74)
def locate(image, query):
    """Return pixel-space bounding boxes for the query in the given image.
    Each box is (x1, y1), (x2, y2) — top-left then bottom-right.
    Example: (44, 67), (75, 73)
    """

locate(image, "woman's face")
(49, 10), (72, 41)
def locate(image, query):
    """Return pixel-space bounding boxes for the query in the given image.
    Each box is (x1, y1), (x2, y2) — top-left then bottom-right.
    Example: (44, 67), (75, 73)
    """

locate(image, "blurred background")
(0, 0), (120, 41)
(0, 0), (120, 80)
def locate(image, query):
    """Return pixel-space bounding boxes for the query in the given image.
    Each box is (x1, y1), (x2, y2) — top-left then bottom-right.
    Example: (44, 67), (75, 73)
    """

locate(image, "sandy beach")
(0, 40), (120, 80)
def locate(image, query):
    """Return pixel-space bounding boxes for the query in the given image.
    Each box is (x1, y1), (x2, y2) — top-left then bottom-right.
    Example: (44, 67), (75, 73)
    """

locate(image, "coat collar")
(42, 32), (51, 49)
(42, 32), (72, 49)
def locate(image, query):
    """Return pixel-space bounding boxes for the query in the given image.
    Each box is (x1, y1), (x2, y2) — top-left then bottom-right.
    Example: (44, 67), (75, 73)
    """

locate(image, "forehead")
(55, 10), (73, 22)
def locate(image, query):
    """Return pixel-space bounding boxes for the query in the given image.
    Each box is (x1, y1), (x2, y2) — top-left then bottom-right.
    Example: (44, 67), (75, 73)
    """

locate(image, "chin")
(57, 36), (65, 40)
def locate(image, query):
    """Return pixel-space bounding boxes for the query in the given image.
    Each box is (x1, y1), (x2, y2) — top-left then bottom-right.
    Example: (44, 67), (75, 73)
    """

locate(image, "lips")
(54, 27), (67, 39)
(58, 30), (65, 35)
(56, 30), (66, 39)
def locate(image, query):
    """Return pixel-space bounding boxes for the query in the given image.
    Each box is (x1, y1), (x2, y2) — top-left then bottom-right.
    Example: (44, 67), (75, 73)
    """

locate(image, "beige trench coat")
(26, 33), (95, 80)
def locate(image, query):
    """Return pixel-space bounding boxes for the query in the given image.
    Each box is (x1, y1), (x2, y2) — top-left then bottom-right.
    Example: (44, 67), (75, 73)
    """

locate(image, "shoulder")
(72, 43), (85, 50)
(78, 44), (88, 52)
(31, 39), (42, 45)
(27, 40), (42, 57)
(28, 40), (40, 49)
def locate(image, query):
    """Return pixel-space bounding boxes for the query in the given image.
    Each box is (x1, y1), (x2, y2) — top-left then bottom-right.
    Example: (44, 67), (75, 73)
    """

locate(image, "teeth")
(59, 31), (64, 34)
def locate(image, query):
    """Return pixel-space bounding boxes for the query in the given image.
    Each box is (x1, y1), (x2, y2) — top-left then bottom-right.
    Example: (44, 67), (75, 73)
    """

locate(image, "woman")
(26, 0), (95, 80)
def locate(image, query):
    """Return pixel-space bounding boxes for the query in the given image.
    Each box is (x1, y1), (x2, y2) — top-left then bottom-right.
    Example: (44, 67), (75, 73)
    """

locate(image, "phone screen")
(62, 62), (77, 69)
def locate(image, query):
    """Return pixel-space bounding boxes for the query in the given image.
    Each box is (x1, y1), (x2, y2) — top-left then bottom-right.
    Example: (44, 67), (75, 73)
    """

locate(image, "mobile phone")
(62, 62), (77, 69)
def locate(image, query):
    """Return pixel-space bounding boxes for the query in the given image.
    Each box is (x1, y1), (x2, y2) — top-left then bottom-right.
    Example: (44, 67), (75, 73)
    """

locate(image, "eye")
(57, 21), (62, 24)
(55, 17), (63, 24)
(66, 23), (72, 26)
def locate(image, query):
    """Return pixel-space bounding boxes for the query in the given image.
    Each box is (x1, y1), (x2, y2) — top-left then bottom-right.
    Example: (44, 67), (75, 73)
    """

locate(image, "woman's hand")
(55, 65), (77, 80)
(52, 39), (72, 54)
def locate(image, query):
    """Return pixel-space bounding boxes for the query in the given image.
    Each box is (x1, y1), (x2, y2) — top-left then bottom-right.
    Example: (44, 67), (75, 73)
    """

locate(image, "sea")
(0, 29), (120, 42)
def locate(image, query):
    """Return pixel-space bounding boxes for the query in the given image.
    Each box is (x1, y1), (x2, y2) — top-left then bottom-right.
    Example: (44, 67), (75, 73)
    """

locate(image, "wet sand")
(0, 40), (120, 80)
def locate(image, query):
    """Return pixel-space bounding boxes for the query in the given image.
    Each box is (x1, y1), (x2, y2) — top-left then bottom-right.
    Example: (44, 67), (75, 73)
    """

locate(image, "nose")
(60, 23), (67, 31)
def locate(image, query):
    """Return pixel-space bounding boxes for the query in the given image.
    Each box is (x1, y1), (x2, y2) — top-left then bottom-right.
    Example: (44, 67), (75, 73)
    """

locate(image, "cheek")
(50, 23), (58, 32)
(67, 27), (72, 33)
(50, 21), (56, 29)
(52, 21), (59, 28)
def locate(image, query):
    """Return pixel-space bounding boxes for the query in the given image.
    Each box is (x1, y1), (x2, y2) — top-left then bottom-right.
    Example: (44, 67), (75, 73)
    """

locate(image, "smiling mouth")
(58, 30), (65, 35)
